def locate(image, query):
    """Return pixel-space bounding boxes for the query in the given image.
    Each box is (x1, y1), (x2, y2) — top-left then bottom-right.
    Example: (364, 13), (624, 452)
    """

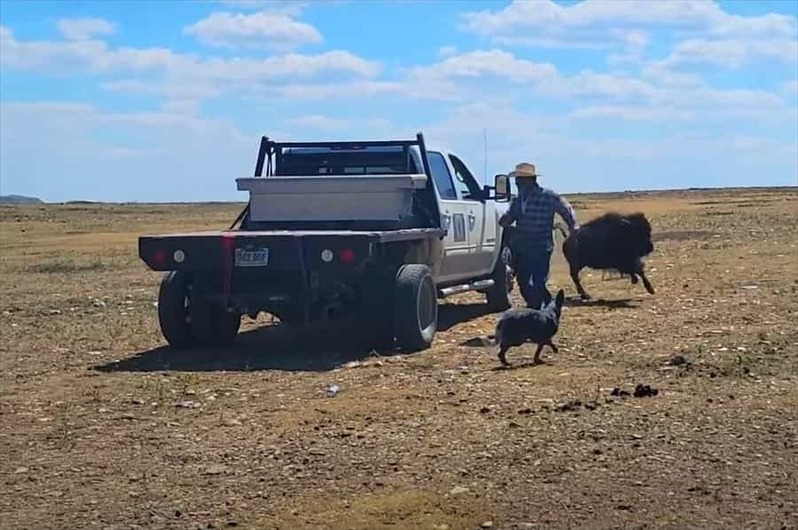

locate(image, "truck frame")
(138, 132), (514, 352)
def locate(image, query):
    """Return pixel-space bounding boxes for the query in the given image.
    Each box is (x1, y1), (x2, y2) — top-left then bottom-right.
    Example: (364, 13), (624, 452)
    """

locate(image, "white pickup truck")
(138, 132), (515, 352)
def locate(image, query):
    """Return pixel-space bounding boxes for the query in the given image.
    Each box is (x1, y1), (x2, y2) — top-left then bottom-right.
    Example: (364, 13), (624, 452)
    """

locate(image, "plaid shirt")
(504, 184), (577, 252)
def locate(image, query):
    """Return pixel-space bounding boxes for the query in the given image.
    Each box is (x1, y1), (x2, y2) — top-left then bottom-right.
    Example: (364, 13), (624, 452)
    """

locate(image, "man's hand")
(499, 212), (514, 228)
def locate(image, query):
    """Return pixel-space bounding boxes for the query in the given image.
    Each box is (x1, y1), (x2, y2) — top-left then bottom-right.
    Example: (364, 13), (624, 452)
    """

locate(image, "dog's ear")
(555, 289), (565, 306)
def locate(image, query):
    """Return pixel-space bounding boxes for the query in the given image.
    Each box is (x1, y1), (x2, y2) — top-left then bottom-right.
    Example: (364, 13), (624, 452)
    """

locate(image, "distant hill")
(0, 194), (44, 204)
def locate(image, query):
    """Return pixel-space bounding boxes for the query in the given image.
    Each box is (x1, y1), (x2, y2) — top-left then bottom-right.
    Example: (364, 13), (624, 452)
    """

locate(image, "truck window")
(448, 154), (484, 201)
(427, 151), (457, 200)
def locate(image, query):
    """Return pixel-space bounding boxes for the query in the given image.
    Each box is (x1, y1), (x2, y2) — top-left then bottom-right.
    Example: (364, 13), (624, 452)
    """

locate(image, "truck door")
(448, 153), (495, 277)
(426, 151), (472, 284)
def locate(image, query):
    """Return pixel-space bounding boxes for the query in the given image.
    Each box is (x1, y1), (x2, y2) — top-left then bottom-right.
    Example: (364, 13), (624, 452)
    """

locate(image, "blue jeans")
(514, 247), (553, 309)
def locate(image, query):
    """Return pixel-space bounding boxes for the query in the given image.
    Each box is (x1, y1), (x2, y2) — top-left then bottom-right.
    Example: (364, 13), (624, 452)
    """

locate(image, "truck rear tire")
(189, 299), (241, 347)
(359, 267), (397, 352)
(157, 270), (196, 349)
(485, 247), (513, 312)
(393, 264), (438, 352)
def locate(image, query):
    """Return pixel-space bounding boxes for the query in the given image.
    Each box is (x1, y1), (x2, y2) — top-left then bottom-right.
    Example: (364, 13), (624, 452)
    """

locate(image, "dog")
(494, 288), (566, 366)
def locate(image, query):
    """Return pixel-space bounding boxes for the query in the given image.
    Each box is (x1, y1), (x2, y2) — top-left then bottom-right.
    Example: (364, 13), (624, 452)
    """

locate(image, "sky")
(0, 0), (796, 203)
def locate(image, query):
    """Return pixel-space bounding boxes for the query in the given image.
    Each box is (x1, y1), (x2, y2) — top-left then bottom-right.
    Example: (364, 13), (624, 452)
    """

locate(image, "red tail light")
(339, 248), (356, 264)
(153, 249), (166, 266)
(221, 233), (235, 252)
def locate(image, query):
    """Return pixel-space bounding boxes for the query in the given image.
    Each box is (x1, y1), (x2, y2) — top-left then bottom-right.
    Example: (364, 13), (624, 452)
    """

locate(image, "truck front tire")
(393, 264), (438, 352)
(157, 270), (196, 349)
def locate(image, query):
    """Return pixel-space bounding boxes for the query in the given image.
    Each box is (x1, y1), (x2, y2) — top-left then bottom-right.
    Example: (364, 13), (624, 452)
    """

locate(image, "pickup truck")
(138, 132), (515, 352)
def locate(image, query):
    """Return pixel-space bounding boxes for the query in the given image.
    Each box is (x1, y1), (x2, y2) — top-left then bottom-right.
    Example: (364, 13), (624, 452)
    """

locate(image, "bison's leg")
(639, 270), (655, 294)
(547, 340), (559, 353)
(497, 344), (511, 366)
(634, 261), (655, 295)
(532, 343), (545, 365)
(569, 264), (591, 300)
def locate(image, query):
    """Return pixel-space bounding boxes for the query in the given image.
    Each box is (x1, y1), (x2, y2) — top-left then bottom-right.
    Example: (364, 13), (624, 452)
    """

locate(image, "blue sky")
(1, 0), (796, 202)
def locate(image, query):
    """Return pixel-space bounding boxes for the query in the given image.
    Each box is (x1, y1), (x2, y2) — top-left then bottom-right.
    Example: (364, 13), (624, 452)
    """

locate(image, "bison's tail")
(553, 222), (569, 239)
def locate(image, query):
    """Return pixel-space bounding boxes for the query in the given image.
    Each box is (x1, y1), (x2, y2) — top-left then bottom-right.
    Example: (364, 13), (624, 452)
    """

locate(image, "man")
(499, 162), (578, 309)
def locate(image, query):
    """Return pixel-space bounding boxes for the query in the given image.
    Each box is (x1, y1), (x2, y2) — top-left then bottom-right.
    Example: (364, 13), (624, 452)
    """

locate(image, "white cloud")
(782, 80), (798, 98)
(661, 38), (798, 68)
(56, 17), (116, 41)
(570, 105), (696, 123)
(256, 80), (454, 101)
(184, 10), (322, 50)
(0, 25), (184, 73)
(407, 49), (559, 84)
(0, 102), (256, 201)
(217, 0), (309, 15)
(287, 115), (347, 129)
(2, 98), (796, 202)
(101, 79), (223, 99)
(1, 25), (380, 101)
(438, 46), (458, 58)
(161, 99), (200, 115)
(1, 2), (796, 200)
(404, 49), (657, 102)
(461, 0), (797, 45)
(287, 115), (393, 132)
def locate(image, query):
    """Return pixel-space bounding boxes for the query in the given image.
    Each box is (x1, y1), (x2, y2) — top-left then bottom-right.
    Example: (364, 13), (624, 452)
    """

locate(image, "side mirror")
(493, 174), (511, 202)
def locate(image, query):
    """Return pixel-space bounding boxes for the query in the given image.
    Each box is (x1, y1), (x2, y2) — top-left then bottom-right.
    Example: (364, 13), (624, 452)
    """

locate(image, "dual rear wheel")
(157, 270), (240, 350)
(157, 255), (506, 353)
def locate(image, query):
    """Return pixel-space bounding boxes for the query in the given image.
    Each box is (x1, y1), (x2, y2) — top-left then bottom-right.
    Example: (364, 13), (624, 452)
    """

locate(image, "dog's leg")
(547, 340), (559, 353)
(497, 345), (511, 366)
(532, 343), (545, 365)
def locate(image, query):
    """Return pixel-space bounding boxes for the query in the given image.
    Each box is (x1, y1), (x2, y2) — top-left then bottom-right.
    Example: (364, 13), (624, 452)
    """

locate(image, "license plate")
(234, 247), (269, 267)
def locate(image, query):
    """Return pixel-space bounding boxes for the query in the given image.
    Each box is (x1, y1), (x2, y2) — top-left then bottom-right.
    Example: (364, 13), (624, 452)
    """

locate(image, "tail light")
(339, 248), (356, 264)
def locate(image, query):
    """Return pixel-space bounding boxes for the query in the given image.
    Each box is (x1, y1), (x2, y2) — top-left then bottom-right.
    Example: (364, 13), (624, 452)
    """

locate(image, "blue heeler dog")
(494, 289), (566, 366)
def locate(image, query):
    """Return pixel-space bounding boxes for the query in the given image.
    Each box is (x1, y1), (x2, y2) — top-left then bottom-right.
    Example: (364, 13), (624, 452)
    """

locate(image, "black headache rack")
(229, 132), (436, 230)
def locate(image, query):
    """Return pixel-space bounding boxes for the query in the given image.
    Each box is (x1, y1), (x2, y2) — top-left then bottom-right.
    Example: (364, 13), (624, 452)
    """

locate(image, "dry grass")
(1, 188), (797, 530)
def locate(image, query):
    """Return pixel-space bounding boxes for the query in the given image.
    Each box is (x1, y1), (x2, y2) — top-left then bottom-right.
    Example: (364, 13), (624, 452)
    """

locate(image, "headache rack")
(230, 132), (435, 230)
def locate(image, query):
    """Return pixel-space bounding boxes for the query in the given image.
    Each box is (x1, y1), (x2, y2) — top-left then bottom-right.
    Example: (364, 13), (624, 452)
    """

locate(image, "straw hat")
(508, 162), (540, 179)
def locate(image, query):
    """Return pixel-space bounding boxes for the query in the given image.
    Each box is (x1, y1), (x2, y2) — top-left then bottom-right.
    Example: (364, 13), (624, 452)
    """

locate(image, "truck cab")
(425, 148), (507, 286)
(248, 141), (511, 288)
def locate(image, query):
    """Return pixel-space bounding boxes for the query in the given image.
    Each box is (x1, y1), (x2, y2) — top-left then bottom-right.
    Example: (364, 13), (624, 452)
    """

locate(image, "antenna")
(483, 127), (488, 183)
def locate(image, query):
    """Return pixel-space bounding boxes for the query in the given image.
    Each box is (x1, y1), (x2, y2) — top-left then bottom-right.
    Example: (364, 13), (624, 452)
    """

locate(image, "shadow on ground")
(94, 302), (501, 374)
(455, 296), (639, 349)
(563, 297), (638, 309)
(436, 302), (495, 331)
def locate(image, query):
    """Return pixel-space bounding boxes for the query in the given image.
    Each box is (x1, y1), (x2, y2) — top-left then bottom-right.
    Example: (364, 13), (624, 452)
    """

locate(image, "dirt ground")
(1, 187), (797, 530)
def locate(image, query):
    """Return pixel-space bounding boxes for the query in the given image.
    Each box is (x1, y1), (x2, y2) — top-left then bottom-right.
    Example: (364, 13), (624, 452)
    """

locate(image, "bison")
(555, 212), (655, 300)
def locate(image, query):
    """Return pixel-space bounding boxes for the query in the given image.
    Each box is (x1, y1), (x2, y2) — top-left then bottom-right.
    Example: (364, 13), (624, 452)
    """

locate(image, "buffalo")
(555, 212), (655, 300)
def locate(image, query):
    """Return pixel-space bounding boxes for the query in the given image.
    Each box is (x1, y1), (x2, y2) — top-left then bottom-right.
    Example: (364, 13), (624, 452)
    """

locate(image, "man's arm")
(553, 193), (578, 232)
(499, 197), (520, 228)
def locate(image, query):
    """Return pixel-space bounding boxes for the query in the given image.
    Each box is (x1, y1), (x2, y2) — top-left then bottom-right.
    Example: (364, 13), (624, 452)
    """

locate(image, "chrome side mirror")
(493, 173), (510, 202)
